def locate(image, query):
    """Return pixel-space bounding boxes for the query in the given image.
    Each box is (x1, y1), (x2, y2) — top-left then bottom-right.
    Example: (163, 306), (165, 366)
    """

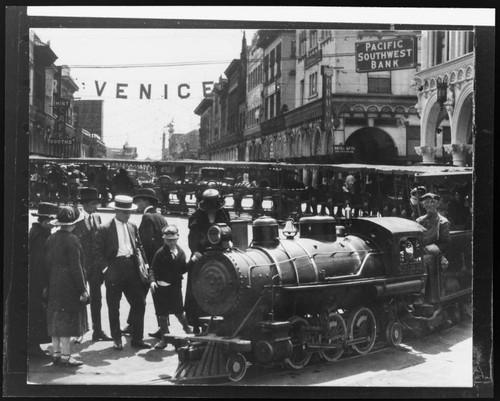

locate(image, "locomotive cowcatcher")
(164, 214), (472, 383)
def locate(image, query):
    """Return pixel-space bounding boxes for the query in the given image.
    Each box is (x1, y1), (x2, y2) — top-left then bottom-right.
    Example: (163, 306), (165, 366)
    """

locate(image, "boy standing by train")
(149, 225), (193, 349)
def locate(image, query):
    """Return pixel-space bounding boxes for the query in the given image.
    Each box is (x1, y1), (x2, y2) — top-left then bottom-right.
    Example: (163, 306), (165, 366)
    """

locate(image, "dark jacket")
(44, 230), (87, 313)
(188, 208), (231, 254)
(111, 173), (135, 196)
(73, 213), (102, 278)
(150, 245), (191, 284)
(416, 212), (451, 254)
(139, 209), (167, 265)
(28, 222), (52, 343)
(29, 223), (51, 294)
(94, 218), (141, 272)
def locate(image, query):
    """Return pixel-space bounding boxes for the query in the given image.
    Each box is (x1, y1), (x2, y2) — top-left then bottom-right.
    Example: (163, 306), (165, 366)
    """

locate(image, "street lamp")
(436, 82), (447, 110)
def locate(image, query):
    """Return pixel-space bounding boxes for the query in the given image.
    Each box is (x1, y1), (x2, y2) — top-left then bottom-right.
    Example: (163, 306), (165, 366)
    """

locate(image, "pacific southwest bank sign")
(355, 37), (417, 73)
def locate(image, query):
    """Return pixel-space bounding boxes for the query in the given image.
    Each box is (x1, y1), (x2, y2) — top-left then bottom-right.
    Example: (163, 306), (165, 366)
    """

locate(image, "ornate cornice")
(413, 52), (474, 87)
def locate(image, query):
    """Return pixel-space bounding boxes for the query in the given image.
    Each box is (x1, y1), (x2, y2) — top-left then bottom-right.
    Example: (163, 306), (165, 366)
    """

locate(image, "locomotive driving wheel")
(226, 352), (247, 382)
(347, 306), (377, 355)
(283, 316), (312, 370)
(319, 311), (347, 362)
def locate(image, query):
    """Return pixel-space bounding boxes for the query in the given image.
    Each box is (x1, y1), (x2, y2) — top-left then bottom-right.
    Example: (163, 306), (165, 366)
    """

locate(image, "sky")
(32, 28), (257, 159)
(28, 6), (494, 160)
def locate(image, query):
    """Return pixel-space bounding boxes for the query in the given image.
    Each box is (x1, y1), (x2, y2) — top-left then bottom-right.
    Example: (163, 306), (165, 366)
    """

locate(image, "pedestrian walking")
(95, 164), (110, 207)
(111, 168), (135, 198)
(149, 225), (193, 349)
(72, 187), (113, 342)
(28, 202), (59, 358)
(125, 188), (168, 340)
(186, 189), (230, 333)
(45, 206), (89, 368)
(93, 195), (151, 350)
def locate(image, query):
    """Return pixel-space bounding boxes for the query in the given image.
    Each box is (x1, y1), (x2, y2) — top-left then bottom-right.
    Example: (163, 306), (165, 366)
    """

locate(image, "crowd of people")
(28, 168), (472, 369)
(28, 187), (230, 368)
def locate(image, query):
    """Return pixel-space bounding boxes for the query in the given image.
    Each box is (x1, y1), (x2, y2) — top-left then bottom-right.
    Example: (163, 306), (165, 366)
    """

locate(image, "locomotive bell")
(282, 218), (297, 239)
(252, 216), (280, 247)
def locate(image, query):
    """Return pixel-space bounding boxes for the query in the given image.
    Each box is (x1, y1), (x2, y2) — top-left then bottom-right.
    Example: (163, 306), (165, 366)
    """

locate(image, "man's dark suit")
(139, 208), (167, 266)
(94, 219), (146, 343)
(73, 213), (105, 335)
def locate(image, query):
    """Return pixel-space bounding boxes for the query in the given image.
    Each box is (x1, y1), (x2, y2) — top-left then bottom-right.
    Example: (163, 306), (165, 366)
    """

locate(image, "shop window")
(270, 49), (275, 82)
(276, 43), (281, 77)
(368, 71), (391, 93)
(299, 30), (307, 57)
(320, 30), (331, 42)
(309, 30), (318, 49)
(309, 72), (318, 97)
(264, 55), (269, 84)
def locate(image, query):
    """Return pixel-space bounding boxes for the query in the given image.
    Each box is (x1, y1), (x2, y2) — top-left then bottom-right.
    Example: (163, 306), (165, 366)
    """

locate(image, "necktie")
(90, 215), (97, 231)
(123, 223), (132, 254)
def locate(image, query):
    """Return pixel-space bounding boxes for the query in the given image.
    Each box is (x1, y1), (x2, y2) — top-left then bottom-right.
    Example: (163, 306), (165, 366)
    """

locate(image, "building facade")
(412, 30), (474, 167)
(106, 143), (138, 159)
(168, 130), (201, 160)
(195, 28), (473, 168)
(29, 31), (106, 158)
(74, 99), (106, 158)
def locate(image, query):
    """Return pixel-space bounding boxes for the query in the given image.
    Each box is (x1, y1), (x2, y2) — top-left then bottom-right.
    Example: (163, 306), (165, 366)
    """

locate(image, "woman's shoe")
(154, 340), (168, 350)
(59, 356), (83, 367)
(52, 356), (61, 366)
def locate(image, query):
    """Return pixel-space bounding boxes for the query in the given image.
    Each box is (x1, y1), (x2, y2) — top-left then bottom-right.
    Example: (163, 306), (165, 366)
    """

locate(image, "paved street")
(26, 208), (473, 389)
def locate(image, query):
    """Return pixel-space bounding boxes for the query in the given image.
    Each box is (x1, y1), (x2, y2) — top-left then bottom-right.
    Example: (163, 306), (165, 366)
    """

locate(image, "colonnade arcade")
(413, 52), (474, 166)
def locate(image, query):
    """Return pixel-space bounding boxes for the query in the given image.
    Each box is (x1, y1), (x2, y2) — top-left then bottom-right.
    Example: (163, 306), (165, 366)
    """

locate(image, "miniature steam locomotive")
(165, 215), (472, 382)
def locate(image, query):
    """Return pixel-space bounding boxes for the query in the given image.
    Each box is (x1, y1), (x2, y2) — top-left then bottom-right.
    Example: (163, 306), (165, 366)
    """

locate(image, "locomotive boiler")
(166, 215), (471, 382)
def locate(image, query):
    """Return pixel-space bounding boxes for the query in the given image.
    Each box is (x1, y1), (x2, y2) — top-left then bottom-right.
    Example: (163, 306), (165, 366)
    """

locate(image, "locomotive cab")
(349, 217), (427, 279)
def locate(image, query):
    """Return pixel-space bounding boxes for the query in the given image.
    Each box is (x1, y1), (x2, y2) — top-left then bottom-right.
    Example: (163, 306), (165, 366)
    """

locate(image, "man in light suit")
(73, 187), (112, 342)
(94, 195), (151, 350)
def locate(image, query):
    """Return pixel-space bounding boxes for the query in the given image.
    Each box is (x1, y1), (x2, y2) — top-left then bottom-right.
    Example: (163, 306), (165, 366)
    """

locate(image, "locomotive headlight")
(207, 223), (232, 246)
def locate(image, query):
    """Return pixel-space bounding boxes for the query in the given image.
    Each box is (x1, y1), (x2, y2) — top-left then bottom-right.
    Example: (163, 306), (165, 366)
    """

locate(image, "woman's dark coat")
(44, 230), (87, 314)
(28, 222), (52, 344)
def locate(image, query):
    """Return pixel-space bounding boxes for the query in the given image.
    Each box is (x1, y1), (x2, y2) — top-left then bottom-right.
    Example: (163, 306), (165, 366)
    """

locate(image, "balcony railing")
(261, 114), (285, 135)
(285, 98), (323, 126)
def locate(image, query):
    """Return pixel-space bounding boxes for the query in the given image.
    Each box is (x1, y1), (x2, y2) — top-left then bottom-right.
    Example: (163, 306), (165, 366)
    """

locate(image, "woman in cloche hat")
(28, 202), (59, 357)
(44, 206), (89, 368)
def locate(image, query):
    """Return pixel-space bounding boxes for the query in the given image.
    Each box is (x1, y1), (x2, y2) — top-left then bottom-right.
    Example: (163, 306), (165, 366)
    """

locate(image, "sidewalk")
(27, 292), (183, 386)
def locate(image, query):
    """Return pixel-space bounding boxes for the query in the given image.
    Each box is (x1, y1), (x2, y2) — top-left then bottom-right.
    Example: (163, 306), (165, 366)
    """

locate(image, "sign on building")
(355, 37), (417, 73)
(321, 65), (333, 132)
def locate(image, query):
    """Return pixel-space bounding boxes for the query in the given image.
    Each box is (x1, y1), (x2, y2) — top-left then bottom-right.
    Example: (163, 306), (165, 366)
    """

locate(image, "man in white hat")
(94, 195), (151, 350)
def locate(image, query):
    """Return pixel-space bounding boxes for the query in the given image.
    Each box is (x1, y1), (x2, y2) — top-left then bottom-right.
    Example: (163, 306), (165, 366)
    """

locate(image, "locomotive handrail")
(246, 249), (383, 288)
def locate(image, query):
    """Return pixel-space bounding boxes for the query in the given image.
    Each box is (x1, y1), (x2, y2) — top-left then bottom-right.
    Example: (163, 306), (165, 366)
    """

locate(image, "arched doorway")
(346, 127), (397, 164)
